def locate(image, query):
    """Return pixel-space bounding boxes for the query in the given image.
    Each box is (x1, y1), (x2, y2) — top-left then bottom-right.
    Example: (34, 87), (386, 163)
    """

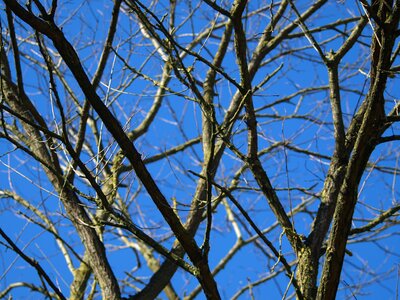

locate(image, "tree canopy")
(1, 0), (400, 299)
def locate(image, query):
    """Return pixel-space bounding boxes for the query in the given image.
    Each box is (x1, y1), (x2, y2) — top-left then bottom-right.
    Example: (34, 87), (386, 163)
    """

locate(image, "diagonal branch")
(0, 228), (67, 300)
(4, 1), (220, 298)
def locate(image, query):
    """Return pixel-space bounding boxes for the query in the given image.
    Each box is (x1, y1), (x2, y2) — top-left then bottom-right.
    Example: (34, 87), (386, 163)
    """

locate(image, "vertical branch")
(317, 2), (399, 298)
(5, 6), (24, 94)
(92, 0), (122, 88)
(232, 0), (303, 256)
(296, 16), (368, 300)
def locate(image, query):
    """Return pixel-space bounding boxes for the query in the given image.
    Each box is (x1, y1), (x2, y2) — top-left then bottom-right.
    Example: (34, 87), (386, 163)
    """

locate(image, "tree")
(1, 0), (400, 299)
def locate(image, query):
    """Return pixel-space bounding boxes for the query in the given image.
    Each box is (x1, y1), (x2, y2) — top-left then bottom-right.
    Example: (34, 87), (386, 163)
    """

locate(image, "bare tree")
(1, 0), (400, 299)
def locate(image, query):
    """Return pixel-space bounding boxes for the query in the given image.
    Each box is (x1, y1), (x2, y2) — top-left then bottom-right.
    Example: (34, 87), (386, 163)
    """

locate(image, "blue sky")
(1, 0), (400, 299)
